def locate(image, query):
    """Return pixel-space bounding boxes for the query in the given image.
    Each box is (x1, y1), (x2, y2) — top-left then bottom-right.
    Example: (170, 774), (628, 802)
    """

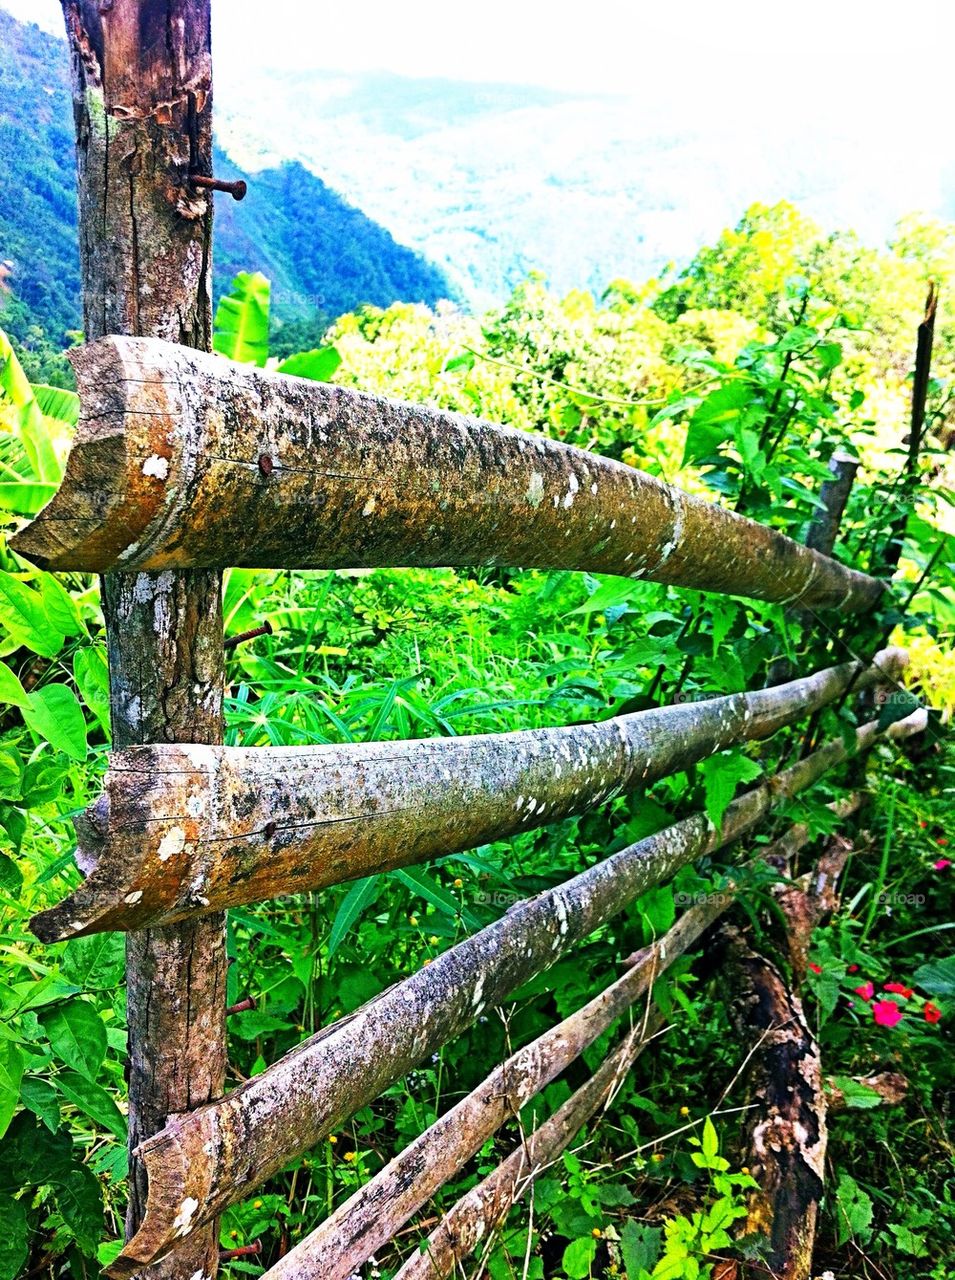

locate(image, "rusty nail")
(263, 821), (277, 840)
(258, 453), (274, 476)
(226, 996), (256, 1016)
(219, 1242), (262, 1261)
(190, 173), (248, 201)
(224, 621), (273, 650)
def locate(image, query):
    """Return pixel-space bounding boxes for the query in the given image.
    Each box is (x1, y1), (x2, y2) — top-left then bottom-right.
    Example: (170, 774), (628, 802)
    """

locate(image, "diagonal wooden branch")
(32, 650), (908, 941)
(11, 336), (884, 612)
(262, 888), (729, 1280)
(105, 709), (922, 1277)
(391, 1014), (667, 1280)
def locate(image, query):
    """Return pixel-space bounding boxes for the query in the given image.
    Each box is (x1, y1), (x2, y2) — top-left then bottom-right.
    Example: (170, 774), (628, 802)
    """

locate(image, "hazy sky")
(5, 0), (954, 110)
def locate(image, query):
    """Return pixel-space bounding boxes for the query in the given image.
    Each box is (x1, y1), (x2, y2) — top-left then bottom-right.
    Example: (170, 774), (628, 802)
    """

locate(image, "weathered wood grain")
(32, 651), (906, 942)
(105, 709), (917, 1277)
(391, 1016), (666, 1280)
(11, 335), (884, 612)
(55, 4), (227, 1277)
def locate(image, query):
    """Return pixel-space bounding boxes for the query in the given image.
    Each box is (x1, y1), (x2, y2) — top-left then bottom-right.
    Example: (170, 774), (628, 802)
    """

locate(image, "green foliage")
(2, 198), (954, 1280)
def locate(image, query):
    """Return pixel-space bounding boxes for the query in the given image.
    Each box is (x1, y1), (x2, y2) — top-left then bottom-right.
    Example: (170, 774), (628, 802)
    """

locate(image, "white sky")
(5, 0), (954, 108)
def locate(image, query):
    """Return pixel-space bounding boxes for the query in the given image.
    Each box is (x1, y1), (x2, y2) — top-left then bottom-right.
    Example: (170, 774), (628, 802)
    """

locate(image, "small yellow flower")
(652, 1152), (665, 1163)
(409, 915), (419, 927)
(328, 1135), (338, 1144)
(679, 1106), (690, 1117)
(429, 935), (439, 945)
(453, 878), (464, 888)
(344, 1150), (357, 1163)
(253, 1199), (263, 1209)
(591, 1227), (602, 1238)
(609, 1267), (619, 1276)
(742, 1166), (751, 1176)
(230, 1231), (239, 1241)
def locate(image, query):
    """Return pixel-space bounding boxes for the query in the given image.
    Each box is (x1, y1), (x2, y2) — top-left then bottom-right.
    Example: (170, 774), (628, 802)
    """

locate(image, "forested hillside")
(0, 8), (449, 380)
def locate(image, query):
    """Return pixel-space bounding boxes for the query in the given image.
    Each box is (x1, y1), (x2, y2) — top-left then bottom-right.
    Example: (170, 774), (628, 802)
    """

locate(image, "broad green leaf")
(19, 1076), (60, 1132)
(876, 690), (922, 731)
(561, 1235), (597, 1279)
(22, 684), (88, 760)
(73, 646), (111, 734)
(56, 1071), (127, 1140)
(393, 866), (479, 929)
(277, 345), (342, 382)
(39, 1000), (107, 1081)
(0, 572), (65, 657)
(37, 572), (84, 637)
(0, 1111), (74, 1192)
(0, 660), (27, 708)
(213, 271), (271, 366)
(914, 955), (955, 998)
(33, 383), (80, 427)
(835, 1172), (873, 1245)
(701, 1115), (719, 1160)
(329, 876), (382, 958)
(0, 1192), (28, 1280)
(54, 1162), (104, 1254)
(828, 1077), (883, 1109)
(620, 1220), (661, 1277)
(0, 1041), (23, 1139)
(701, 751), (762, 828)
(0, 852), (22, 896)
(682, 382), (753, 466)
(60, 934), (125, 991)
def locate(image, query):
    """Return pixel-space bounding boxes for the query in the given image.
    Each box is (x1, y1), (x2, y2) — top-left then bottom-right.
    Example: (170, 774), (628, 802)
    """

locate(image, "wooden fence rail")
(32, 649), (906, 941)
(11, 335), (883, 612)
(107, 708), (919, 1276)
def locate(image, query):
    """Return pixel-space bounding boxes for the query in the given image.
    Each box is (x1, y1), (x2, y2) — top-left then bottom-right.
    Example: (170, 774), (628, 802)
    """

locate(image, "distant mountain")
(0, 8), (449, 369)
(214, 65), (955, 310)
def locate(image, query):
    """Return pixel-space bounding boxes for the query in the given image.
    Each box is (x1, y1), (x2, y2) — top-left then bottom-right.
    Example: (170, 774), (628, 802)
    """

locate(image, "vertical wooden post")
(59, 3), (226, 1276)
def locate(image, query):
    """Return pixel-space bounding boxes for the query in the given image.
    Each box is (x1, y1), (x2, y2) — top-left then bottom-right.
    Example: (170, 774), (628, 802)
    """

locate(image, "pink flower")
(853, 982), (875, 1000)
(934, 858), (952, 870)
(808, 962), (822, 974)
(883, 982), (913, 998)
(872, 1000), (904, 1028)
(847, 964), (860, 973)
(924, 1002), (942, 1024)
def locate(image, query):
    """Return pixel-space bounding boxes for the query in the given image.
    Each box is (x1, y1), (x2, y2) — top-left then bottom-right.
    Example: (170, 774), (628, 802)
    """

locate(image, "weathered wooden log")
(11, 335), (884, 612)
(263, 891), (729, 1280)
(55, 4), (228, 1278)
(772, 831), (854, 986)
(805, 452), (860, 557)
(720, 925), (826, 1280)
(392, 1014), (666, 1280)
(106, 711), (903, 1276)
(32, 650), (907, 942)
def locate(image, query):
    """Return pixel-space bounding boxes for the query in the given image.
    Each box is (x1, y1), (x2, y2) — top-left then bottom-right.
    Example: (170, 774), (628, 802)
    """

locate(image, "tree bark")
(105, 708), (927, 1276)
(57, 4), (225, 1277)
(720, 926), (826, 1280)
(13, 334), (884, 613)
(32, 650), (908, 941)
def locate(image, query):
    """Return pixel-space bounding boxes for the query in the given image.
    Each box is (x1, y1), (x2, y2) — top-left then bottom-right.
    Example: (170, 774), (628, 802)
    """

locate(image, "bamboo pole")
(11, 335), (884, 612)
(54, 4), (226, 1277)
(105, 710), (922, 1277)
(33, 650), (907, 941)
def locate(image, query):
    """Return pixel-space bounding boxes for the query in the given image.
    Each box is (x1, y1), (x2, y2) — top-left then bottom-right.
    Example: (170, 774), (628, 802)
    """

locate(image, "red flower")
(854, 981), (875, 1000)
(924, 1002), (942, 1024)
(919, 820), (927, 828)
(938, 838), (950, 847)
(872, 1000), (904, 1028)
(808, 962), (822, 974)
(847, 964), (860, 973)
(884, 982), (913, 998)
(935, 858), (952, 870)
